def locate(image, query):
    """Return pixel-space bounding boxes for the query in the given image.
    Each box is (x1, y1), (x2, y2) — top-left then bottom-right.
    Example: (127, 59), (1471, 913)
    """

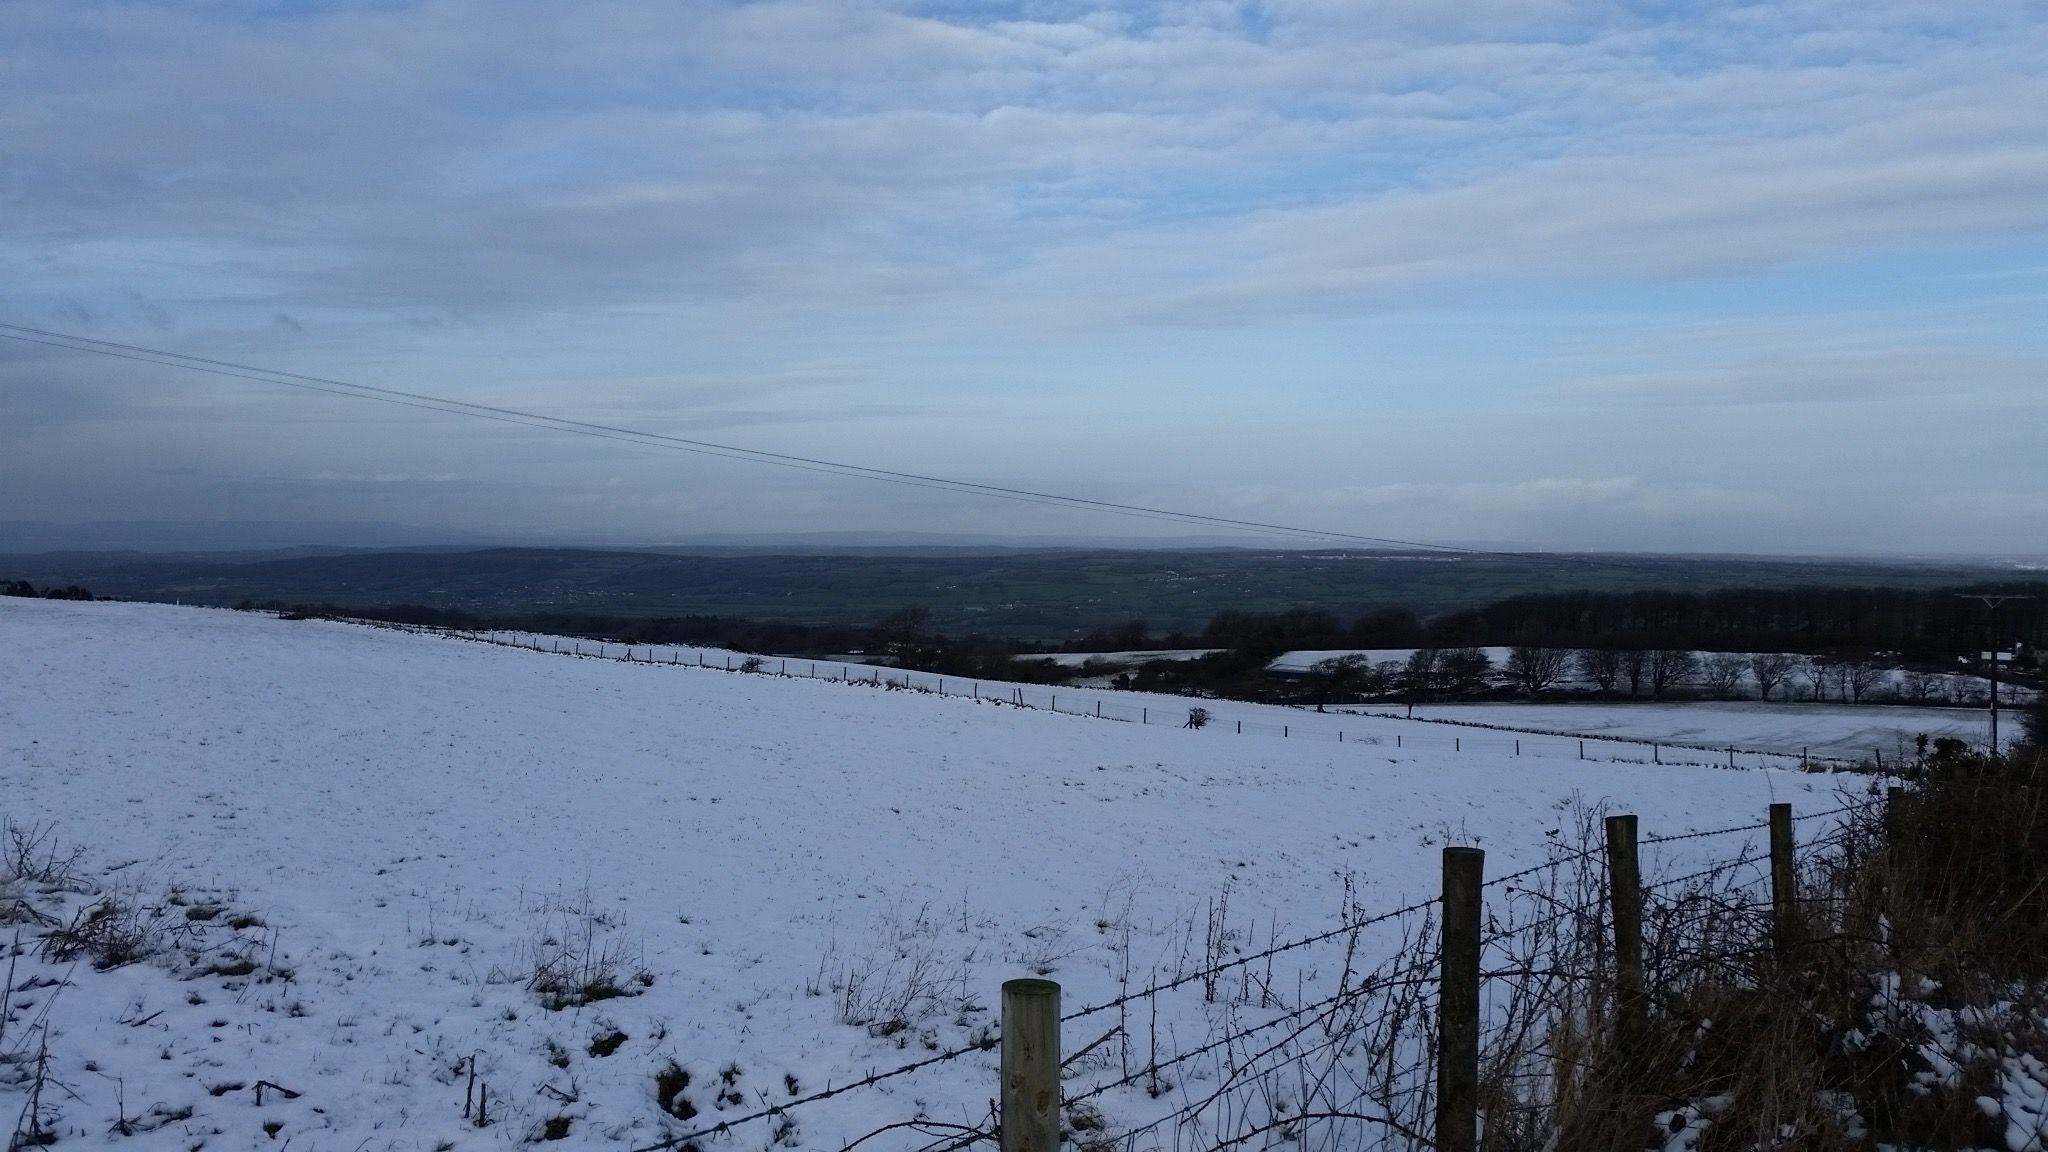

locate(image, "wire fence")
(606, 791), (1875, 1152)
(347, 619), (1888, 774)
(324, 615), (1890, 1150)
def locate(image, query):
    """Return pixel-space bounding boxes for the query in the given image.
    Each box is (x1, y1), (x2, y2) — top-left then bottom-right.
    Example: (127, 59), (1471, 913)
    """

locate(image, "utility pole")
(1960, 594), (2033, 756)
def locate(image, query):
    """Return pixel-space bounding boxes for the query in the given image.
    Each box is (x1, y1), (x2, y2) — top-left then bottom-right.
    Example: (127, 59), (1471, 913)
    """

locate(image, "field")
(2, 599), (1879, 1150)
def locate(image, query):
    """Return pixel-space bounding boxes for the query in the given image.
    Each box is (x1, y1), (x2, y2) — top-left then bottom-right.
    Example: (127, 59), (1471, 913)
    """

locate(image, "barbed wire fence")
(580, 788), (1876, 1152)
(342, 618), (1891, 773)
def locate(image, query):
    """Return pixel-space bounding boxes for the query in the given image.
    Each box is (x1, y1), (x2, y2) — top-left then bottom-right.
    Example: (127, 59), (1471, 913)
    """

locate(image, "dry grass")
(1471, 741), (2048, 1151)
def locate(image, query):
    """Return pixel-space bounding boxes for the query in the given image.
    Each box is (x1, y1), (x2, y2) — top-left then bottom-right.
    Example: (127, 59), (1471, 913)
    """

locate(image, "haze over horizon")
(5, 1), (2046, 555)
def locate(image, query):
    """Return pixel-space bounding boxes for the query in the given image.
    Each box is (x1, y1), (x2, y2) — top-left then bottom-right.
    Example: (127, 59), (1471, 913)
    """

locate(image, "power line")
(1, 322), (1672, 575)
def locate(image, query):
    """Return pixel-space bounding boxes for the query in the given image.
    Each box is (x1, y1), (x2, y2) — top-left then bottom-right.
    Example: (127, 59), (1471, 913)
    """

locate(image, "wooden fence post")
(1769, 802), (1798, 955)
(1606, 814), (1644, 1055)
(1437, 846), (1484, 1152)
(1001, 978), (1061, 1152)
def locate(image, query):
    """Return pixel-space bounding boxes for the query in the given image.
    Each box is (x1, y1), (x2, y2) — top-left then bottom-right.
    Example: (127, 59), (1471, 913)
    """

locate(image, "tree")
(1898, 669), (1939, 703)
(2023, 687), (2048, 752)
(1308, 654), (1372, 699)
(1184, 707), (1210, 730)
(1647, 649), (1699, 699)
(1749, 652), (1797, 701)
(1441, 647), (1494, 696)
(1576, 648), (1623, 694)
(1506, 647), (1570, 695)
(1843, 660), (1887, 703)
(1800, 657), (1832, 701)
(1620, 649), (1650, 698)
(877, 606), (931, 643)
(1402, 648), (1443, 703)
(1361, 660), (1400, 697)
(1700, 652), (1747, 698)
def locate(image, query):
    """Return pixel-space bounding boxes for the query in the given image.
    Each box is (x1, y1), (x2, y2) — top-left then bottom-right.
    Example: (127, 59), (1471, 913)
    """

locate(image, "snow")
(1, 598), (1868, 1151)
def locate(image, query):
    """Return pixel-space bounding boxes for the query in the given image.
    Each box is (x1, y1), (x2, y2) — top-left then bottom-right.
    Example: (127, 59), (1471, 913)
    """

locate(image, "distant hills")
(2, 541), (2027, 641)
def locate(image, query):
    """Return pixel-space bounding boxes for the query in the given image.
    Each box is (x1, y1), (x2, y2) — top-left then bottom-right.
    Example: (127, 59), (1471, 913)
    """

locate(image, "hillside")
(1, 598), (1867, 1150)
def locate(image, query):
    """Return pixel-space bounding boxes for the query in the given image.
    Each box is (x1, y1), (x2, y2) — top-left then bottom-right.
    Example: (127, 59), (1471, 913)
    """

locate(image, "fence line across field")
(358, 620), (1878, 772)
(334, 619), (1889, 1148)
(387, 679), (1865, 1152)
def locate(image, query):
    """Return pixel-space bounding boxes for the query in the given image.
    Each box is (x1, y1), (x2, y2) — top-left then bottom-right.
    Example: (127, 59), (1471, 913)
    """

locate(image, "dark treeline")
(1430, 584), (2048, 656)
(242, 600), (1063, 683)
(2, 579), (95, 600)
(1134, 582), (2048, 659)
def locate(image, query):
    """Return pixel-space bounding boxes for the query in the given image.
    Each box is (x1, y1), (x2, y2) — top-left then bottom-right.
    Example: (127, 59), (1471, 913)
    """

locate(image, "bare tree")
(1620, 649), (1650, 698)
(1365, 660), (1402, 696)
(1506, 647), (1570, 695)
(1800, 656), (1832, 702)
(1899, 669), (1939, 703)
(1402, 648), (1442, 704)
(1699, 652), (1747, 698)
(1308, 654), (1372, 699)
(1844, 660), (1887, 703)
(1440, 647), (1494, 696)
(1576, 648), (1623, 694)
(1647, 649), (1699, 699)
(1749, 652), (1797, 701)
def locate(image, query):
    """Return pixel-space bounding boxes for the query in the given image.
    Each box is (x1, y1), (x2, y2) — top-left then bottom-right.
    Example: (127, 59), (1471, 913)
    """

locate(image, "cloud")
(3, 0), (2045, 553)
(1547, 349), (2048, 408)
(6, 0), (2045, 322)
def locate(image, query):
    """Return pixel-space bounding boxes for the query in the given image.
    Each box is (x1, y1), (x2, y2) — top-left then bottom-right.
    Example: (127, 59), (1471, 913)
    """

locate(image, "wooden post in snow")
(1437, 847), (1483, 1152)
(1000, 978), (1061, 1152)
(1606, 814), (1644, 1056)
(1769, 802), (1798, 956)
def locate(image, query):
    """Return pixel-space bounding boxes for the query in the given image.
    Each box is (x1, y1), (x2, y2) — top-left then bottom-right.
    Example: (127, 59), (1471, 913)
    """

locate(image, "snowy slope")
(1, 599), (1863, 1151)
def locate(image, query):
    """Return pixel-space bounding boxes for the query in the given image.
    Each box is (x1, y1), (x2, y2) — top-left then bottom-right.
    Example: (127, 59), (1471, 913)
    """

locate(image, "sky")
(3, 0), (2046, 554)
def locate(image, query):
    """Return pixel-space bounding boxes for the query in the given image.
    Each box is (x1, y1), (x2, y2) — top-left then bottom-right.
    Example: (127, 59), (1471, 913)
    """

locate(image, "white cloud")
(4, 0), (2046, 551)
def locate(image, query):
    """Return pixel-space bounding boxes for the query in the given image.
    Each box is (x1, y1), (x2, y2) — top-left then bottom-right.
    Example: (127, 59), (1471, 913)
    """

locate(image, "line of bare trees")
(1554, 647), (1979, 703)
(1310, 645), (2003, 704)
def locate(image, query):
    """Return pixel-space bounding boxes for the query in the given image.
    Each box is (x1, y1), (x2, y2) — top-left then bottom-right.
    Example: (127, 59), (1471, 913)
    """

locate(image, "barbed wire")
(342, 614), (1902, 1151)
(1060, 894), (1443, 1024)
(623, 1033), (1000, 1152)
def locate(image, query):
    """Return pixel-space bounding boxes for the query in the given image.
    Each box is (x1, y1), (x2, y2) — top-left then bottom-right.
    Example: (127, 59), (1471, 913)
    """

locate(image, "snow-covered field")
(2, 599), (1870, 1151)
